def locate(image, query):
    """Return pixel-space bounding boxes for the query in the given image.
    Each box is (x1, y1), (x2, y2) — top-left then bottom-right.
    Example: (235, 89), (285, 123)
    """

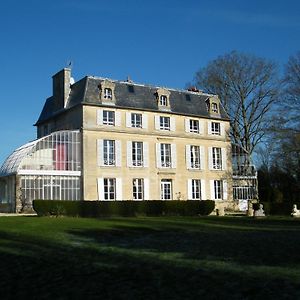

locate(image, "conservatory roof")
(0, 140), (38, 177)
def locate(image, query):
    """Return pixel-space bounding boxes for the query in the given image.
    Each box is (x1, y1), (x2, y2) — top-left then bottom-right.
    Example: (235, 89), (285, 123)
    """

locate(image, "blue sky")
(0, 0), (300, 163)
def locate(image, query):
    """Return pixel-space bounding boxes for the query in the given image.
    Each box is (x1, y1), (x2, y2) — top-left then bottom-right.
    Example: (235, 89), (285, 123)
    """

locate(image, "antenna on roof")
(126, 75), (133, 83)
(66, 60), (73, 69)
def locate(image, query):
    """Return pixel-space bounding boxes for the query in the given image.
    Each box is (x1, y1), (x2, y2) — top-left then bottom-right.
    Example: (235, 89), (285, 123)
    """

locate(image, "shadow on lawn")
(0, 217), (300, 299)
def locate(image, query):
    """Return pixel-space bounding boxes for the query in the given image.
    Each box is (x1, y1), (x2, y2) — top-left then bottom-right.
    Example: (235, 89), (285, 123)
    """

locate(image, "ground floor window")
(161, 179), (172, 200)
(104, 178), (116, 200)
(132, 178), (144, 200)
(191, 179), (201, 200)
(214, 180), (222, 200)
(233, 186), (255, 200)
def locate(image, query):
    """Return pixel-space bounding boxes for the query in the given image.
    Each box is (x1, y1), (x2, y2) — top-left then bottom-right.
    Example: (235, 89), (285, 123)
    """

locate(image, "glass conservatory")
(0, 130), (81, 213)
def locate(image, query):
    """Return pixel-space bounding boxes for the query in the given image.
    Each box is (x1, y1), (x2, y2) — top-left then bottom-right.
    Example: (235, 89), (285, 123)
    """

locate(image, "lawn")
(0, 216), (299, 299)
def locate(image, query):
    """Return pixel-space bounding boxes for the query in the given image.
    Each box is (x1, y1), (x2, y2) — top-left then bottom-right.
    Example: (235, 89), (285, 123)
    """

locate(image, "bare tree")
(193, 51), (279, 162)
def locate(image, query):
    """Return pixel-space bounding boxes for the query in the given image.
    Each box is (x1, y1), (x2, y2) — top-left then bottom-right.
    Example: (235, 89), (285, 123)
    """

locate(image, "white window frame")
(161, 179), (172, 200)
(104, 88), (112, 99)
(212, 147), (222, 170)
(103, 140), (115, 166)
(192, 179), (201, 200)
(104, 178), (116, 200)
(131, 113), (142, 128)
(212, 102), (218, 113)
(132, 141), (143, 167)
(189, 119), (199, 133)
(159, 116), (170, 131)
(103, 110), (115, 126)
(132, 178), (144, 200)
(159, 95), (168, 106)
(211, 122), (221, 135)
(160, 143), (172, 168)
(214, 180), (222, 200)
(190, 145), (201, 169)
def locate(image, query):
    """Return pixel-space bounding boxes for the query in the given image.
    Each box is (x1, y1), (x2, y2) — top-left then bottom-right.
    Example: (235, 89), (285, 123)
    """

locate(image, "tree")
(193, 51), (279, 162)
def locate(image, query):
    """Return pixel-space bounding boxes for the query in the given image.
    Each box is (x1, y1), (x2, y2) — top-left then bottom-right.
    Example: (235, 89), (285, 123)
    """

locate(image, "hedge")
(33, 200), (215, 217)
(259, 201), (300, 216)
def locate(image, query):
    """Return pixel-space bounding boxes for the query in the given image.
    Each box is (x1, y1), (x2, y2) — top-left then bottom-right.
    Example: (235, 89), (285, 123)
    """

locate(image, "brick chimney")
(52, 68), (71, 110)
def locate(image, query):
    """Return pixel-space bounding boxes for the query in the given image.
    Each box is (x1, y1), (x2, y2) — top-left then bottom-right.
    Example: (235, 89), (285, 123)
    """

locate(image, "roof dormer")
(156, 88), (171, 111)
(206, 95), (221, 117)
(99, 80), (116, 105)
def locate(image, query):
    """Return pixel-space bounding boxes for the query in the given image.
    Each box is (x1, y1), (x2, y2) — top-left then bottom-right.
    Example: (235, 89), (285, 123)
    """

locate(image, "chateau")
(0, 68), (253, 213)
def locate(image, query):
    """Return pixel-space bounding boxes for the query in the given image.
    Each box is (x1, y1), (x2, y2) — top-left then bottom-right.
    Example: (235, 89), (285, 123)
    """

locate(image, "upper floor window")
(103, 140), (115, 166)
(103, 110), (115, 126)
(133, 178), (144, 200)
(132, 141), (143, 167)
(160, 116), (170, 131)
(190, 119), (199, 133)
(104, 88), (112, 99)
(160, 143), (172, 167)
(211, 122), (221, 135)
(131, 113), (142, 128)
(190, 145), (201, 169)
(212, 102), (219, 113)
(212, 147), (222, 170)
(160, 95), (168, 106)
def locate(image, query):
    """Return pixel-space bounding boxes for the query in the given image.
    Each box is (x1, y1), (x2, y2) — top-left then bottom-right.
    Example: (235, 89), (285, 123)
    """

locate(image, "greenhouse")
(0, 130), (81, 213)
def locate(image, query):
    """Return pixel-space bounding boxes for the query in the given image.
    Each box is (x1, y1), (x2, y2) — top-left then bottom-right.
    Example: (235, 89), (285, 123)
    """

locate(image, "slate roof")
(36, 75), (229, 125)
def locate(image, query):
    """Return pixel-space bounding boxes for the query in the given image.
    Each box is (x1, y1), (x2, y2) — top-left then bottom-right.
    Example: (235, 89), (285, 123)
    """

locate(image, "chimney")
(52, 68), (71, 109)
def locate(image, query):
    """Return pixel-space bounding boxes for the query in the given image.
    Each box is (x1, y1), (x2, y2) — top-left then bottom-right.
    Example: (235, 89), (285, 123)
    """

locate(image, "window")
(211, 122), (221, 135)
(190, 145), (201, 169)
(189, 119), (199, 133)
(214, 180), (222, 200)
(104, 178), (116, 200)
(160, 116), (170, 130)
(161, 179), (172, 200)
(161, 143), (172, 167)
(133, 178), (144, 200)
(160, 95), (168, 106)
(212, 147), (222, 170)
(103, 140), (115, 166)
(104, 88), (112, 99)
(131, 113), (142, 128)
(212, 102), (218, 113)
(192, 179), (201, 200)
(103, 110), (115, 126)
(132, 141), (143, 166)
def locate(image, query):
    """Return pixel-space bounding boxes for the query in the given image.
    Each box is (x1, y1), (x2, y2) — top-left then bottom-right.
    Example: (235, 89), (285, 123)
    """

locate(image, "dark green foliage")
(260, 201), (300, 216)
(33, 200), (215, 217)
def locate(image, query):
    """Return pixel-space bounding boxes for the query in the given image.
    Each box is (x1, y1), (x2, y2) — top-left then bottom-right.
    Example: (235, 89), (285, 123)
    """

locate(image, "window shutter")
(154, 115), (160, 130)
(186, 145), (191, 169)
(115, 140), (122, 167)
(143, 142), (149, 167)
(156, 143), (161, 168)
(127, 141), (132, 167)
(97, 109), (103, 125)
(171, 144), (177, 168)
(187, 179), (193, 200)
(210, 180), (215, 200)
(221, 148), (227, 170)
(144, 178), (150, 200)
(142, 114), (148, 129)
(115, 111), (121, 126)
(200, 146), (205, 170)
(126, 112), (131, 128)
(201, 179), (206, 200)
(208, 121), (212, 135)
(199, 121), (204, 135)
(185, 118), (190, 133)
(208, 147), (213, 170)
(223, 180), (228, 200)
(116, 178), (122, 200)
(170, 117), (176, 131)
(220, 123), (225, 137)
(97, 178), (104, 200)
(97, 139), (104, 166)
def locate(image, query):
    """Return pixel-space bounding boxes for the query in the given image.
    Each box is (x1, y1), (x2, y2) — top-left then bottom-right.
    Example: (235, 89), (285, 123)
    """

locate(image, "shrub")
(33, 200), (215, 218)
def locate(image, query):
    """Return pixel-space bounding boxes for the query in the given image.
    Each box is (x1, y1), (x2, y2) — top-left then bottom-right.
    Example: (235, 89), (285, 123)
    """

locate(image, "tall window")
(131, 113), (142, 128)
(160, 116), (170, 130)
(161, 143), (172, 167)
(214, 180), (222, 200)
(212, 102), (218, 113)
(104, 88), (112, 99)
(104, 178), (116, 200)
(161, 179), (172, 200)
(192, 179), (201, 200)
(132, 142), (143, 166)
(103, 110), (115, 125)
(103, 140), (115, 166)
(211, 122), (221, 135)
(159, 95), (168, 106)
(190, 145), (201, 169)
(189, 119), (199, 133)
(212, 147), (222, 170)
(133, 178), (144, 200)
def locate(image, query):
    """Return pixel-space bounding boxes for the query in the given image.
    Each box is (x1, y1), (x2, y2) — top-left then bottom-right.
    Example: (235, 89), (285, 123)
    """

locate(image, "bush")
(33, 200), (215, 218)
(260, 201), (300, 216)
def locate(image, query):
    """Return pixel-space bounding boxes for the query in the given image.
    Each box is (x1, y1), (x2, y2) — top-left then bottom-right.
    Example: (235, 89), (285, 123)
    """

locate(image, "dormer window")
(160, 95), (168, 106)
(212, 102), (218, 113)
(104, 88), (112, 99)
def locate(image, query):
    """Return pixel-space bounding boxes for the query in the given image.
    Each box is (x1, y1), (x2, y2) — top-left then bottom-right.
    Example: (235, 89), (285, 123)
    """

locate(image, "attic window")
(160, 95), (168, 106)
(104, 88), (112, 99)
(212, 102), (218, 113)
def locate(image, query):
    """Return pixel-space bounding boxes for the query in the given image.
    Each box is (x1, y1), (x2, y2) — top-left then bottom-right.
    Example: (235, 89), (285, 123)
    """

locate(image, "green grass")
(0, 216), (300, 299)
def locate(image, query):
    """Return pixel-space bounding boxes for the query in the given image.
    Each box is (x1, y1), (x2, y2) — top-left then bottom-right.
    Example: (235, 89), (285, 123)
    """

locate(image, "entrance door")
(161, 179), (172, 200)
